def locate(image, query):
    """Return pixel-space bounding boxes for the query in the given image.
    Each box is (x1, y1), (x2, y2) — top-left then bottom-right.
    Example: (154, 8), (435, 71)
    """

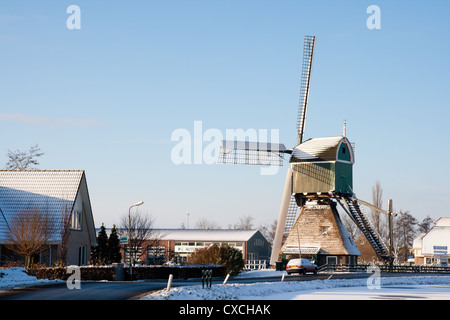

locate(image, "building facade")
(108, 228), (270, 266)
(0, 170), (97, 266)
(413, 217), (450, 266)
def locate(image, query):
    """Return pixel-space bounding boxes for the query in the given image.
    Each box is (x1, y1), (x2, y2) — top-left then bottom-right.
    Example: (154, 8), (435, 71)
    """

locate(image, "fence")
(318, 264), (450, 274)
(244, 260), (268, 270)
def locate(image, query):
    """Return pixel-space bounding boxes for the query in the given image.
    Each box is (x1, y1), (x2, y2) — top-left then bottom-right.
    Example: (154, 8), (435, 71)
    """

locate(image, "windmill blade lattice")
(297, 35), (315, 145)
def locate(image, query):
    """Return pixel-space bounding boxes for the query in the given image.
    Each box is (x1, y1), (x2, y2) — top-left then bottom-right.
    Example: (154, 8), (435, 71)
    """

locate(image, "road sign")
(433, 246), (448, 267)
(120, 237), (128, 244)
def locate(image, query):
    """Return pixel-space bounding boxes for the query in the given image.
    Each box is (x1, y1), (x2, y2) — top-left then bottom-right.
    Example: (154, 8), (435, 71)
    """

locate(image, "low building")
(413, 217), (450, 266)
(155, 229), (270, 265)
(101, 228), (270, 266)
(0, 170), (97, 266)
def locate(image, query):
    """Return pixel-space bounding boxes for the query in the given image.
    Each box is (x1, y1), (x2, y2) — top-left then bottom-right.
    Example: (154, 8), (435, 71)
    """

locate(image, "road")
(0, 281), (172, 300)
(0, 272), (437, 300)
(0, 273), (342, 300)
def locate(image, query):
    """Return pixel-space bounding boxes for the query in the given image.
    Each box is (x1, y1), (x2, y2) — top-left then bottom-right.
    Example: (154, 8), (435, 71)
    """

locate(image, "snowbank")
(141, 271), (450, 300)
(0, 267), (53, 289)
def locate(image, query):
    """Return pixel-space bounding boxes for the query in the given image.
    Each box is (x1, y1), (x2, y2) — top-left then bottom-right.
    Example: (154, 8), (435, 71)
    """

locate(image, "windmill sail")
(283, 195), (300, 240)
(218, 140), (287, 166)
(297, 35), (315, 145)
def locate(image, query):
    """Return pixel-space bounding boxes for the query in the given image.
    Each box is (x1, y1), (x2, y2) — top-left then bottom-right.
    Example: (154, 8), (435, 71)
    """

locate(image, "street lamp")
(128, 201), (143, 280)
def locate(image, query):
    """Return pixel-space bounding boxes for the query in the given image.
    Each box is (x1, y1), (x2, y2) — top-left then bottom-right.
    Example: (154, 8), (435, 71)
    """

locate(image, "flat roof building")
(101, 228), (270, 267)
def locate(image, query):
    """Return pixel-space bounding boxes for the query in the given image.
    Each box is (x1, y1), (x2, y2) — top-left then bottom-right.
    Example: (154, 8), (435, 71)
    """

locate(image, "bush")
(187, 244), (244, 276)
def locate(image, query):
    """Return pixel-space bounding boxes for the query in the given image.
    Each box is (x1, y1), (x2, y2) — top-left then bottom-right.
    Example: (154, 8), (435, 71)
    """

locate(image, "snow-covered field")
(141, 269), (450, 300)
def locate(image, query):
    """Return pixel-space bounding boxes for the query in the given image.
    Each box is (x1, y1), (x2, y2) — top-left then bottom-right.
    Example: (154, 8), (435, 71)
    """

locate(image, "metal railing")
(244, 260), (268, 270)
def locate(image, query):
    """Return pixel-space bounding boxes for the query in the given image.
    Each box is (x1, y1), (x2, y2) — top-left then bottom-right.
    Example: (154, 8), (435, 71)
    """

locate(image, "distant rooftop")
(99, 228), (264, 242)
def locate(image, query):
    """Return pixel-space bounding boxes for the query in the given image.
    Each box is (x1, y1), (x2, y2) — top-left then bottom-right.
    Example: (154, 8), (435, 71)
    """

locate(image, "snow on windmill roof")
(0, 170), (84, 242)
(290, 136), (354, 163)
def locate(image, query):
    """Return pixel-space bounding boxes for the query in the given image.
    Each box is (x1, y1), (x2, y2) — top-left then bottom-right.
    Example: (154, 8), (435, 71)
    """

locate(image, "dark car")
(286, 258), (318, 275)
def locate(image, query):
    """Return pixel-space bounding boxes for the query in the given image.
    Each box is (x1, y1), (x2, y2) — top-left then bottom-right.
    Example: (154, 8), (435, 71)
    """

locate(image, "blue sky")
(1, 1), (449, 229)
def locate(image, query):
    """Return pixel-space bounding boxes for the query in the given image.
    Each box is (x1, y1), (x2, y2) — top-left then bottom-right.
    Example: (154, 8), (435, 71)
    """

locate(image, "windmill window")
(342, 147), (346, 154)
(321, 226), (328, 236)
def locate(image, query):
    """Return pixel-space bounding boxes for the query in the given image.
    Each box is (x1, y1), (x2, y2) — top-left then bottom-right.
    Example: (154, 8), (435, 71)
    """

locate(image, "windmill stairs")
(334, 193), (390, 263)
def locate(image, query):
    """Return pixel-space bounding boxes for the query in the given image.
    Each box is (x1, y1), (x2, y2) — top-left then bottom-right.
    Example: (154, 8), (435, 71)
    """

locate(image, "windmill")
(218, 36), (395, 265)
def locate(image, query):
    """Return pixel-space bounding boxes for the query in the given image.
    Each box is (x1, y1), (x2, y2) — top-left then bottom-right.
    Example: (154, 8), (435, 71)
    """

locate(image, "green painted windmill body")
(290, 136), (354, 196)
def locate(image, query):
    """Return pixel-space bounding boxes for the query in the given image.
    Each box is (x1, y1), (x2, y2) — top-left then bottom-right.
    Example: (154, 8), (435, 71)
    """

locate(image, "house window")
(147, 245), (166, 265)
(71, 210), (82, 230)
(254, 239), (264, 246)
(327, 256), (337, 265)
(321, 226), (328, 236)
(79, 246), (87, 266)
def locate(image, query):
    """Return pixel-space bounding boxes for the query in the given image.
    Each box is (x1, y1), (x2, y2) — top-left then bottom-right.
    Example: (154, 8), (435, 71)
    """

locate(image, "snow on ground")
(0, 267), (55, 290)
(1, 267), (450, 300)
(141, 269), (450, 300)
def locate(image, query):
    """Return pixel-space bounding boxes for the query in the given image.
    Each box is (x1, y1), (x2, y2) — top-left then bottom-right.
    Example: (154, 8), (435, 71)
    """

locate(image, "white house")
(413, 217), (450, 266)
(0, 170), (97, 266)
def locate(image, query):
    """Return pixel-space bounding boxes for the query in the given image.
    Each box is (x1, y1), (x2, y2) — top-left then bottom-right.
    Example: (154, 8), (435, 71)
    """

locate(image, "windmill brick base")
(279, 201), (360, 266)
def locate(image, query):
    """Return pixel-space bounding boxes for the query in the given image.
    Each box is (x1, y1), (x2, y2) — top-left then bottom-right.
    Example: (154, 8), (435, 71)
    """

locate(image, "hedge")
(27, 264), (226, 281)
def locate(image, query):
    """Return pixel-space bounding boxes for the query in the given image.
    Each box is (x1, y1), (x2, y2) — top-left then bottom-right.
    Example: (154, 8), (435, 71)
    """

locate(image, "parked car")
(286, 258), (318, 275)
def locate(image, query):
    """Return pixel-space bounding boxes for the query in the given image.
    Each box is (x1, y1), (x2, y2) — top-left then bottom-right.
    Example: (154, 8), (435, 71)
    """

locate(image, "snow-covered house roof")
(435, 217), (450, 227)
(0, 170), (96, 245)
(100, 228), (267, 243)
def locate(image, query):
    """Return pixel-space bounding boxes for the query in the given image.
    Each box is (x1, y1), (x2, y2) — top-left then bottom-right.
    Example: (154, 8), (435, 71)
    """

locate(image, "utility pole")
(388, 199), (394, 266)
(296, 223), (302, 260)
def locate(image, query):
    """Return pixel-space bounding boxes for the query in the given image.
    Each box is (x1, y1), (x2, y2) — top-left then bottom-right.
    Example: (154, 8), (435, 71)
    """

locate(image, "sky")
(1, 1), (449, 229)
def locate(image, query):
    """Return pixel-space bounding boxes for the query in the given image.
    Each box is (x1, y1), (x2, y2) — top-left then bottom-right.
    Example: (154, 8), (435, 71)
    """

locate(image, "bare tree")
(195, 217), (221, 229)
(6, 145), (44, 170)
(119, 210), (159, 266)
(6, 208), (56, 268)
(258, 219), (277, 250)
(370, 181), (385, 235)
(56, 202), (73, 267)
(232, 214), (255, 230)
